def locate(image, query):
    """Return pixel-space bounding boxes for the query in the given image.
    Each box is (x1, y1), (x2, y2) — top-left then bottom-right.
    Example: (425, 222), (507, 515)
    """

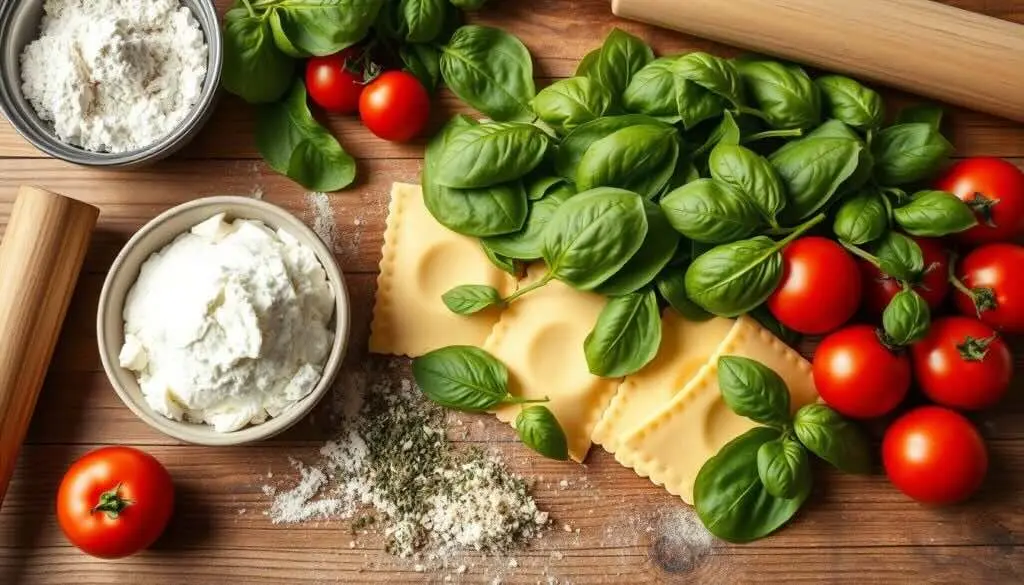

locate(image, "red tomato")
(305, 49), (365, 114)
(57, 447), (174, 558)
(882, 406), (988, 504)
(910, 316), (1012, 410)
(935, 157), (1024, 244)
(859, 236), (950, 316)
(953, 243), (1024, 334)
(813, 325), (911, 418)
(766, 236), (862, 334)
(359, 71), (430, 142)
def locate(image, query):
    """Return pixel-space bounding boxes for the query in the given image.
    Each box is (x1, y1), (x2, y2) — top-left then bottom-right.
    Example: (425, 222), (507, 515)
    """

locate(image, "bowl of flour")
(0, 0), (221, 166)
(97, 197), (351, 445)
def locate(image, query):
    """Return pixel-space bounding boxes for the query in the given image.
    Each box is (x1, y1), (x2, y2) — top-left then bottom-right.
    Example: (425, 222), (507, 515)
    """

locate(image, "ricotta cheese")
(120, 214), (336, 432)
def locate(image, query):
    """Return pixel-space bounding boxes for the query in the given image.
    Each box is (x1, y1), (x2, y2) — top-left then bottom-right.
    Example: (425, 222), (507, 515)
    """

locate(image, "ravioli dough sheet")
(590, 311), (735, 456)
(618, 315), (818, 504)
(369, 183), (515, 357)
(487, 265), (620, 462)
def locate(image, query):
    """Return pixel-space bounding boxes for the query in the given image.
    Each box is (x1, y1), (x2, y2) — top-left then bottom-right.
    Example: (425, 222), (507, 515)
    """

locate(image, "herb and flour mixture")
(20, 0), (208, 153)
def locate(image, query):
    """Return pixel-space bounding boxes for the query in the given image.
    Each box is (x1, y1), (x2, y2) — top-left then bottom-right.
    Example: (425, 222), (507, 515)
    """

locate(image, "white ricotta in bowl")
(119, 214), (336, 432)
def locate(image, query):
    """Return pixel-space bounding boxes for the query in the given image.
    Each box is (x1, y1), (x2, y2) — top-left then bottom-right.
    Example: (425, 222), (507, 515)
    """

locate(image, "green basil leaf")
(482, 187), (572, 260)
(575, 48), (600, 78)
(623, 57), (725, 129)
(412, 345), (509, 411)
(757, 437), (810, 499)
(222, 9), (295, 104)
(449, 0), (488, 10)
(268, 9), (308, 58)
(542, 187), (648, 290)
(793, 404), (872, 474)
(399, 43), (442, 91)
(440, 25), (536, 121)
(709, 142), (786, 223)
(554, 115), (668, 180)
(576, 125), (680, 199)
(803, 119), (875, 196)
(435, 122), (549, 189)
(833, 188), (888, 245)
(717, 355), (792, 427)
(736, 60), (821, 130)
(872, 122), (954, 185)
(750, 305), (800, 348)
(397, 0), (446, 42)
(685, 236), (783, 317)
(256, 81), (356, 191)
(815, 75), (884, 130)
(694, 427), (810, 543)
(480, 241), (521, 275)
(659, 179), (764, 243)
(532, 77), (613, 135)
(515, 405), (569, 461)
(673, 52), (744, 107)
(442, 284), (504, 315)
(584, 289), (662, 377)
(595, 202), (681, 296)
(590, 28), (655, 99)
(770, 137), (863, 223)
(526, 176), (574, 202)
(882, 288), (931, 346)
(895, 104), (943, 130)
(893, 190), (978, 237)
(871, 231), (924, 282)
(656, 268), (713, 321)
(271, 0), (383, 56)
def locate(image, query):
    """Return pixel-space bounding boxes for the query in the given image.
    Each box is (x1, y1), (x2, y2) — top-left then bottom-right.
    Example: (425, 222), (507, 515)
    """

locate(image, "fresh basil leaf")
(516, 406), (569, 461)
(532, 77), (613, 135)
(449, 0), (488, 9)
(659, 179), (764, 243)
(872, 122), (954, 185)
(256, 81), (356, 191)
(895, 104), (943, 130)
(434, 122), (549, 189)
(674, 52), (744, 107)
(684, 236), (783, 317)
(576, 124), (680, 199)
(793, 404), (872, 474)
(526, 175), (574, 202)
(871, 231), (924, 282)
(554, 115), (668, 179)
(442, 284), (504, 315)
(717, 355), (792, 427)
(736, 60), (821, 130)
(695, 427), (810, 543)
(709, 142), (786, 223)
(271, 0), (383, 56)
(396, 0), (446, 42)
(584, 289), (662, 377)
(882, 288), (930, 346)
(750, 305), (800, 347)
(803, 119), (874, 196)
(590, 28), (655, 100)
(656, 268), (713, 321)
(268, 9), (308, 58)
(575, 48), (600, 78)
(757, 437), (810, 499)
(412, 345), (509, 411)
(543, 187), (648, 290)
(440, 25), (536, 121)
(480, 241), (521, 275)
(222, 8), (295, 103)
(893, 190), (978, 237)
(833, 188), (888, 245)
(483, 187), (572, 260)
(815, 75), (884, 130)
(595, 202), (681, 296)
(399, 43), (442, 91)
(623, 57), (725, 129)
(770, 137), (863, 223)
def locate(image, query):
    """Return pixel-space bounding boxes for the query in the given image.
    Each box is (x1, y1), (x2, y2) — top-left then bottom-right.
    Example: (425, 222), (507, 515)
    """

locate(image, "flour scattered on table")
(305, 192), (337, 251)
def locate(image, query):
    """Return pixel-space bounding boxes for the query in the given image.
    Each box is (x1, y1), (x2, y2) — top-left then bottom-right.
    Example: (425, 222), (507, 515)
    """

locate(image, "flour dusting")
(305, 192), (337, 251)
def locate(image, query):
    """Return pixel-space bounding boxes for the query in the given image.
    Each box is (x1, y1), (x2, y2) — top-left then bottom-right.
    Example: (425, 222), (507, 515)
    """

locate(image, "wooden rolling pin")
(612, 0), (1024, 122)
(0, 186), (98, 504)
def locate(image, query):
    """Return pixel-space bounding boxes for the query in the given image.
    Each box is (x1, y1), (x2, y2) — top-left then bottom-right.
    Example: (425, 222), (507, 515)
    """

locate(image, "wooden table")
(1, 1), (1023, 583)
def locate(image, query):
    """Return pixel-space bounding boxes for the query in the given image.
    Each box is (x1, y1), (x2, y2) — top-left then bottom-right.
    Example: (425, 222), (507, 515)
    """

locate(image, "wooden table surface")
(2, 1), (1024, 583)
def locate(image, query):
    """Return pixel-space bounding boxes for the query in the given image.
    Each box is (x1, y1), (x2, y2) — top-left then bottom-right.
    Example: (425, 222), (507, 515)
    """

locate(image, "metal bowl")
(0, 0), (223, 167)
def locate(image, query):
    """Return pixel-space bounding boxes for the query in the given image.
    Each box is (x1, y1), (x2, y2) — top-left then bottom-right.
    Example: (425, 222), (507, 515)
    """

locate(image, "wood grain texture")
(1, 0), (1024, 583)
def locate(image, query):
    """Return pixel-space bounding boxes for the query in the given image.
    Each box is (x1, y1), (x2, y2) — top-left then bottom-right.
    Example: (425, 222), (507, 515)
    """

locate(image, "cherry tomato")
(305, 48), (366, 114)
(813, 325), (911, 418)
(910, 316), (1012, 410)
(57, 447), (174, 558)
(859, 236), (950, 316)
(953, 243), (1024, 334)
(766, 237), (862, 334)
(935, 157), (1024, 245)
(882, 406), (987, 504)
(359, 71), (430, 142)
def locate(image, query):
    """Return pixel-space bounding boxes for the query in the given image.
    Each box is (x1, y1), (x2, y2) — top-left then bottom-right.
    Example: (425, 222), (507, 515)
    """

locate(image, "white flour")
(20, 0), (208, 153)
(305, 192), (338, 251)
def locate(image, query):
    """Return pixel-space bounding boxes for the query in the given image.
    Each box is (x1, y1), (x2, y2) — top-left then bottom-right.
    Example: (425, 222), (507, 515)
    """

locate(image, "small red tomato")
(953, 243), (1024, 334)
(305, 48), (366, 114)
(766, 236), (862, 334)
(859, 236), (950, 316)
(813, 324), (911, 418)
(883, 406), (988, 504)
(935, 157), (1024, 245)
(359, 71), (431, 142)
(57, 447), (174, 558)
(911, 316), (1012, 410)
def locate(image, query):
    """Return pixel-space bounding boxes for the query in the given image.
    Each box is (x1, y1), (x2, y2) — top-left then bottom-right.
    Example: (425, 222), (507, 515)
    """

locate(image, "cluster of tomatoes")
(767, 157), (1024, 505)
(305, 48), (431, 143)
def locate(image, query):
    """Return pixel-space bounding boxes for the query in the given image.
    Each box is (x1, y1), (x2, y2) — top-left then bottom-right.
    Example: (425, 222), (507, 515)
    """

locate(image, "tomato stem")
(840, 240), (882, 269)
(774, 212), (826, 249)
(957, 334), (997, 362)
(503, 272), (553, 304)
(946, 252), (998, 316)
(91, 483), (134, 520)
